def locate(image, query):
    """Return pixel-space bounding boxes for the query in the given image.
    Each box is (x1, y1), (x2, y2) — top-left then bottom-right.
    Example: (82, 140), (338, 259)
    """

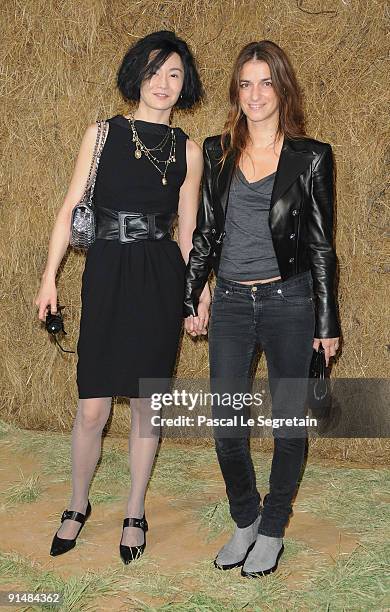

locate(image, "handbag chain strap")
(84, 120), (109, 207)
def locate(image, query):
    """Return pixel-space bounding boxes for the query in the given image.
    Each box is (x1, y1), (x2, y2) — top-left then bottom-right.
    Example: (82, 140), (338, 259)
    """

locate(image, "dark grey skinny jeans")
(209, 270), (315, 538)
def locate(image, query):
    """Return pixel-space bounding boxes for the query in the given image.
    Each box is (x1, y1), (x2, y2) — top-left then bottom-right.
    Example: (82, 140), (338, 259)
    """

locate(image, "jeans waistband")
(216, 270), (313, 297)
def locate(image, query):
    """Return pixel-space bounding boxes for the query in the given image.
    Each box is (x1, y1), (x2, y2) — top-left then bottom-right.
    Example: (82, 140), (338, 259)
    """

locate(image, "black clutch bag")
(307, 346), (332, 418)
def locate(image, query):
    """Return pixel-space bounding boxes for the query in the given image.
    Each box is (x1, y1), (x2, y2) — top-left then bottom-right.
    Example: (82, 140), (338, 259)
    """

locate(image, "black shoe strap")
(123, 516), (148, 532)
(61, 502), (90, 525)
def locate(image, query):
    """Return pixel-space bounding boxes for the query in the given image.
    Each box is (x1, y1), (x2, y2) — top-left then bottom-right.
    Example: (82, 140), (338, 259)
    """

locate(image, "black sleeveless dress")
(76, 115), (188, 399)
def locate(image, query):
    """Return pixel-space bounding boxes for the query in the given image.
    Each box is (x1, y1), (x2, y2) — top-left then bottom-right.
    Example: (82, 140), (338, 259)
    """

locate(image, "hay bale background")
(0, 0), (388, 462)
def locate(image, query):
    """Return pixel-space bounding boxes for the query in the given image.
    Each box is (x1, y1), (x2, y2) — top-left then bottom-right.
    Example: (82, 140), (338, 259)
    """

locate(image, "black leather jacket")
(184, 135), (341, 339)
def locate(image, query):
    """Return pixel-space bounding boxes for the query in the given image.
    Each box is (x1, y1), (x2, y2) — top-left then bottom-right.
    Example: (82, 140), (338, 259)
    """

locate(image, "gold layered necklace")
(127, 115), (176, 186)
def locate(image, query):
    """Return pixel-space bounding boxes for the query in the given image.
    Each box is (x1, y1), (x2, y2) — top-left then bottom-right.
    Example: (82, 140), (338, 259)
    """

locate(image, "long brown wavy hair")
(220, 40), (306, 167)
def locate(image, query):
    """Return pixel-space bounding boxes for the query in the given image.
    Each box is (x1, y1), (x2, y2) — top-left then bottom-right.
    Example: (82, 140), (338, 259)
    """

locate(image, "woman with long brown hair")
(184, 40), (341, 577)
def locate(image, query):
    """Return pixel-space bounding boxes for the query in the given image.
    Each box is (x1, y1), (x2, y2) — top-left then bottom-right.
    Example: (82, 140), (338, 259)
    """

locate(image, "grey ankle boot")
(214, 513), (262, 570)
(241, 534), (284, 578)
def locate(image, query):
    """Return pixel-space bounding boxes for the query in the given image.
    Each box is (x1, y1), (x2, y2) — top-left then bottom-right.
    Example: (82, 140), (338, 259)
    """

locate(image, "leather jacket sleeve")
(183, 139), (215, 317)
(308, 144), (341, 338)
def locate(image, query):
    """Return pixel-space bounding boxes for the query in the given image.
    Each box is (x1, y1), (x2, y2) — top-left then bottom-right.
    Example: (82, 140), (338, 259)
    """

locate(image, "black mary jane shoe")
(50, 500), (91, 557)
(119, 515), (148, 564)
(241, 543), (285, 578)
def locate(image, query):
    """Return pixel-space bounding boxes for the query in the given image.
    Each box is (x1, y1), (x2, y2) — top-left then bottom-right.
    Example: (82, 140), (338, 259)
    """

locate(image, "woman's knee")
(76, 398), (111, 430)
(130, 398), (151, 413)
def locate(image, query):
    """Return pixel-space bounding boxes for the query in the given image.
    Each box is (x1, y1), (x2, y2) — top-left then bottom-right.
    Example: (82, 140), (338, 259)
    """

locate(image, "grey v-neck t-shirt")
(218, 167), (280, 281)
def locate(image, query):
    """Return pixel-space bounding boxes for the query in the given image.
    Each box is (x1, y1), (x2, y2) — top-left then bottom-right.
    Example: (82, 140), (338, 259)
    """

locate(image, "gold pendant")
(162, 177), (168, 186)
(135, 149), (142, 159)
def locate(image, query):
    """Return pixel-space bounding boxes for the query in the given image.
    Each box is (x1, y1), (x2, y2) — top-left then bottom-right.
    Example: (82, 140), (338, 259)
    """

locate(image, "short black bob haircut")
(117, 30), (204, 110)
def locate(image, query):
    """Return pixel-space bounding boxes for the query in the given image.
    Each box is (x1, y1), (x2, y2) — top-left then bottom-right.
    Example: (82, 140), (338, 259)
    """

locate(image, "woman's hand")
(184, 299), (210, 337)
(313, 337), (340, 366)
(34, 274), (58, 322)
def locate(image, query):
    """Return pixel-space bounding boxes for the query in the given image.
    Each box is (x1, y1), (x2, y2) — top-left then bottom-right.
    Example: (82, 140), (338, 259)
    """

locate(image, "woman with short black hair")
(35, 30), (205, 563)
(184, 40), (340, 577)
(117, 30), (203, 108)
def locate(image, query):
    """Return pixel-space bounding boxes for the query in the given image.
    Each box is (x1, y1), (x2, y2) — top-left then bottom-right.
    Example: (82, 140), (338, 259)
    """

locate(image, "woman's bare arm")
(177, 139), (203, 261)
(178, 139), (211, 335)
(34, 122), (99, 321)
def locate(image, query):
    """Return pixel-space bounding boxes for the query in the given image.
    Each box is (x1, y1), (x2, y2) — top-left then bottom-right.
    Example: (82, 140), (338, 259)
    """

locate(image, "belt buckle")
(118, 211), (133, 243)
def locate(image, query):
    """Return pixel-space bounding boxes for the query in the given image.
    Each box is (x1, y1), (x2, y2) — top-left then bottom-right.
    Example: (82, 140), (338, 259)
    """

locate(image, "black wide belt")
(96, 206), (176, 243)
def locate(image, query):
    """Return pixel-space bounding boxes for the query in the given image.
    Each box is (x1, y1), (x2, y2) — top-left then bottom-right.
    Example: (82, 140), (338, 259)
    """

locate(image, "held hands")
(313, 337), (340, 367)
(184, 300), (210, 337)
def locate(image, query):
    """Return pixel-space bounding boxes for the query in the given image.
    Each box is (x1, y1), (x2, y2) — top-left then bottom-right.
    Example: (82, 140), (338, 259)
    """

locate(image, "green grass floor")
(0, 420), (388, 611)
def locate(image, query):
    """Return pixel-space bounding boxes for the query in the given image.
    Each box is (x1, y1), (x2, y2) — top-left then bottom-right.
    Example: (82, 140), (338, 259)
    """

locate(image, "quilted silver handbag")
(70, 120), (109, 249)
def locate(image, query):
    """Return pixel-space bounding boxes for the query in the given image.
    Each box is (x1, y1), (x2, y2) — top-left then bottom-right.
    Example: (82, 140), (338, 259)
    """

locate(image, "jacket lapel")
(213, 136), (316, 215)
(270, 138), (316, 210)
